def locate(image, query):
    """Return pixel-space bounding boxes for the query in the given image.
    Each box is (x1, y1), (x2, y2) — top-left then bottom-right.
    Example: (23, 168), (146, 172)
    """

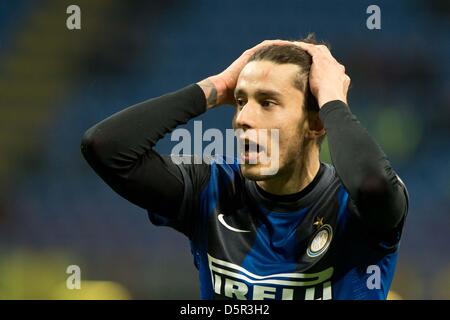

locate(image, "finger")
(292, 41), (318, 56)
(242, 40), (289, 57)
(344, 74), (351, 83)
(343, 74), (351, 93)
(254, 39), (292, 50)
(292, 42), (334, 60)
(316, 44), (333, 57)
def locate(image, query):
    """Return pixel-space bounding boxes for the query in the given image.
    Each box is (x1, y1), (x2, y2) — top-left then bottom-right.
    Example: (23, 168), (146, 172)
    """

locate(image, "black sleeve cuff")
(189, 83), (208, 114)
(318, 100), (350, 124)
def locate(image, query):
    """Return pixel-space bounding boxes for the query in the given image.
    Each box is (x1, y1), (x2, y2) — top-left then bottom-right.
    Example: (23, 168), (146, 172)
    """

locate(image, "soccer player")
(81, 37), (409, 300)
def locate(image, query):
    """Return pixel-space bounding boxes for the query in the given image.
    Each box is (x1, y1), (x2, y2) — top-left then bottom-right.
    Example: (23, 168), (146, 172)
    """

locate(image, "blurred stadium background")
(0, 0), (449, 299)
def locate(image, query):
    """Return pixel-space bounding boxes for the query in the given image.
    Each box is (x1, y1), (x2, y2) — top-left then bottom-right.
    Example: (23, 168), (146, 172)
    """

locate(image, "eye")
(260, 100), (276, 108)
(236, 98), (246, 108)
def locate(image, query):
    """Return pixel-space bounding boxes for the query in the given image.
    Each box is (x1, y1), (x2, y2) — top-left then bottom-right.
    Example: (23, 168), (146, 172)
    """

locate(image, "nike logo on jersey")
(218, 213), (251, 233)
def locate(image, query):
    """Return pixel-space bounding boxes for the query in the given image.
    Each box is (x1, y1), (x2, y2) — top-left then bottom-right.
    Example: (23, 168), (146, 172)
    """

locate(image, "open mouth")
(244, 141), (264, 152)
(241, 139), (266, 163)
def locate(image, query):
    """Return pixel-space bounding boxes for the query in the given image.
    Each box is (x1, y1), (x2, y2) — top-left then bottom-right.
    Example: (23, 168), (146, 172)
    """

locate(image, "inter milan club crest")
(307, 217), (333, 258)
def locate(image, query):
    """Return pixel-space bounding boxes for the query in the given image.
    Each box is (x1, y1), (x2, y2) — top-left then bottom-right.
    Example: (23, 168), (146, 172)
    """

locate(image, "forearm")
(320, 101), (407, 232)
(80, 84), (207, 211)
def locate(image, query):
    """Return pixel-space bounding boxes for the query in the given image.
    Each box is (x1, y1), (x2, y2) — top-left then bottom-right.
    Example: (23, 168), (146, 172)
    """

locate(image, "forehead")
(236, 60), (301, 95)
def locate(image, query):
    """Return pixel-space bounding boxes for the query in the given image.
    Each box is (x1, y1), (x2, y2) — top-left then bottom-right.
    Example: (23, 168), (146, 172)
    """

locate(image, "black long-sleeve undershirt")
(319, 101), (408, 232)
(81, 84), (407, 233)
(81, 84), (206, 217)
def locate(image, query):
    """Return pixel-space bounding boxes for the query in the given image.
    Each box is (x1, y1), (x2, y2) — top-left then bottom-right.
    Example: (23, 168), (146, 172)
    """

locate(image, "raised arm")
(80, 84), (208, 216)
(80, 40), (292, 231)
(295, 42), (408, 233)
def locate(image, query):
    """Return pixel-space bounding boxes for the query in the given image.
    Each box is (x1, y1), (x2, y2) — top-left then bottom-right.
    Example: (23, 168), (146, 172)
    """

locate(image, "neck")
(256, 145), (321, 196)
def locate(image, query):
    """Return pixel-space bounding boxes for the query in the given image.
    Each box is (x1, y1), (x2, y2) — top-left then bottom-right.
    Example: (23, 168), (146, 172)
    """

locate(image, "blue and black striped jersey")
(149, 157), (407, 300)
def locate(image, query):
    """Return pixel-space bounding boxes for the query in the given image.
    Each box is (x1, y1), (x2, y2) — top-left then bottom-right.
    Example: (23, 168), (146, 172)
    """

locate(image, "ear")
(305, 112), (326, 140)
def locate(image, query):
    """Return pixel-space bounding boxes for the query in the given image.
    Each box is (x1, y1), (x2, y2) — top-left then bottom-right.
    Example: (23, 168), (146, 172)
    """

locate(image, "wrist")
(317, 94), (347, 109)
(208, 74), (231, 106)
(197, 75), (229, 109)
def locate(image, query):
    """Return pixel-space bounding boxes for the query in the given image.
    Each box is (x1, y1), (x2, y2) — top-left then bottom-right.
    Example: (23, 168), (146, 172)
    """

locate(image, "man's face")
(233, 60), (309, 180)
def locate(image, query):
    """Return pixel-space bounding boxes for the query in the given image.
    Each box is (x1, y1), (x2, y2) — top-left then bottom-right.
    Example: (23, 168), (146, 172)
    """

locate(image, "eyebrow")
(234, 88), (283, 100)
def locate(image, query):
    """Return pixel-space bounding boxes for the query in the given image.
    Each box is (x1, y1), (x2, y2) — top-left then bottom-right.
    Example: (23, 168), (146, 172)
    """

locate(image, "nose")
(234, 101), (258, 130)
